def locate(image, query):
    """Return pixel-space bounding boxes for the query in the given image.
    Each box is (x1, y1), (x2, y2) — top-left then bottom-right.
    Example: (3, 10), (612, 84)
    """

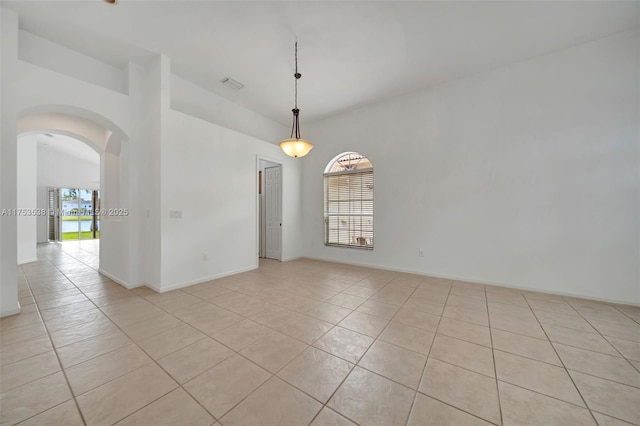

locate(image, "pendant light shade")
(279, 138), (314, 158)
(280, 42), (313, 158)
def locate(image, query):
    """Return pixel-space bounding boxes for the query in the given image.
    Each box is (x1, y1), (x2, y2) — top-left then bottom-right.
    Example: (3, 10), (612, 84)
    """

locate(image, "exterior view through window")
(49, 188), (100, 241)
(324, 152), (373, 249)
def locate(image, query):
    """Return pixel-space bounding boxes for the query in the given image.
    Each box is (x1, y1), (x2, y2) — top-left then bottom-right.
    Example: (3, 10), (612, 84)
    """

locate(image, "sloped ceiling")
(4, 1), (639, 125)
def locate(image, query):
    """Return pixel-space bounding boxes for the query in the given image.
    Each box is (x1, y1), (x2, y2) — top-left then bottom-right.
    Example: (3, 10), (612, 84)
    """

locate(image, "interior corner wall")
(302, 30), (640, 304)
(126, 55), (168, 291)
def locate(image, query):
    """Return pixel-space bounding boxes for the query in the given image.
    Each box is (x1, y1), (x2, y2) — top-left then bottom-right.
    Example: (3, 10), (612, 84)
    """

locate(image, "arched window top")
(324, 152), (373, 174)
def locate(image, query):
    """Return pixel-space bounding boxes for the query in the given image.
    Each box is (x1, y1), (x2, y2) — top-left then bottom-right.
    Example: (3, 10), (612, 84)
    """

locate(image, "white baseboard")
(280, 255), (302, 262)
(146, 281), (161, 293)
(97, 268), (138, 289)
(155, 265), (259, 293)
(0, 302), (21, 318)
(98, 265), (262, 294)
(17, 258), (38, 265)
(300, 256), (639, 307)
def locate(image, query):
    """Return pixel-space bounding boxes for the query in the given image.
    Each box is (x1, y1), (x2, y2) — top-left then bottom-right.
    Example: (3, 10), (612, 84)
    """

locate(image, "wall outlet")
(418, 249), (424, 257)
(202, 252), (208, 261)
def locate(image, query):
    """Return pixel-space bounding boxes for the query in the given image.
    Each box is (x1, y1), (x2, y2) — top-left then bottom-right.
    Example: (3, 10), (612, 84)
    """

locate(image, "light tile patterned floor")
(1, 241), (639, 425)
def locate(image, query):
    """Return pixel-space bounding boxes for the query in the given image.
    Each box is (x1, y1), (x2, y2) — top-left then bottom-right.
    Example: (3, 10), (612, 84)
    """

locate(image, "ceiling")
(4, 1), (639, 126)
(34, 133), (100, 167)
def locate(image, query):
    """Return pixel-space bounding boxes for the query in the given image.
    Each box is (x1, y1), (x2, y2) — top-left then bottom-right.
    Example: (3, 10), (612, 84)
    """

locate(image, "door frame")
(256, 155), (283, 263)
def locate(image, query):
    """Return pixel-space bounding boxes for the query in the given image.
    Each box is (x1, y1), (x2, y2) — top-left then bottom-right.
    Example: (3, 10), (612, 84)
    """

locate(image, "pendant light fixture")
(279, 42), (313, 158)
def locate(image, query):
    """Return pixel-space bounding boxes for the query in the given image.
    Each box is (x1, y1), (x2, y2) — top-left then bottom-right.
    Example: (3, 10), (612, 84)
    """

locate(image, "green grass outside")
(62, 231), (100, 241)
(62, 216), (95, 221)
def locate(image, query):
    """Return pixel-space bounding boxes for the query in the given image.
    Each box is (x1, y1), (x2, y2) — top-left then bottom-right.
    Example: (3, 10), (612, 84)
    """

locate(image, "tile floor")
(1, 241), (639, 425)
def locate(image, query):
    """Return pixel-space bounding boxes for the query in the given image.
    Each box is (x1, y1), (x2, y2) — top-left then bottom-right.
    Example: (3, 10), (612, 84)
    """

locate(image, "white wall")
(1, 8), (21, 316)
(1, 6), (136, 315)
(19, 30), (127, 95)
(37, 143), (100, 190)
(2, 6), (302, 315)
(171, 74), (288, 144)
(159, 109), (303, 291)
(126, 56), (165, 290)
(17, 139), (37, 264)
(302, 31), (640, 304)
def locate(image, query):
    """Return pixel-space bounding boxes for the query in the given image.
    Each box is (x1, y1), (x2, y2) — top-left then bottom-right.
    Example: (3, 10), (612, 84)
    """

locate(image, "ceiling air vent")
(220, 77), (244, 90)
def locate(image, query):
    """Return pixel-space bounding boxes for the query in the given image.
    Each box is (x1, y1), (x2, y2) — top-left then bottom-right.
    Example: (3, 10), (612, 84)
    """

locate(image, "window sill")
(324, 243), (374, 251)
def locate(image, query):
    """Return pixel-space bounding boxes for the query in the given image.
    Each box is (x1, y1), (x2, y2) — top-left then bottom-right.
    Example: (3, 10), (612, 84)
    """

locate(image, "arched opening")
(17, 131), (101, 264)
(324, 152), (374, 249)
(16, 106), (130, 287)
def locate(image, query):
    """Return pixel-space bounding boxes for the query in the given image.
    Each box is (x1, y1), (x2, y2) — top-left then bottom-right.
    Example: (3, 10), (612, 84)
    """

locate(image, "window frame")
(323, 154), (374, 250)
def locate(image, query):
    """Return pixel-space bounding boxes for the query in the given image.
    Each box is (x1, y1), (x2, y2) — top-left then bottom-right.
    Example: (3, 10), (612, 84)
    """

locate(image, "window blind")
(324, 169), (373, 249)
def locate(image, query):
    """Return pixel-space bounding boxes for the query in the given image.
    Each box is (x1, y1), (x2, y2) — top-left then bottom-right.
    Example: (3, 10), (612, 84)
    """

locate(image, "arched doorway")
(16, 131), (102, 264)
(16, 106), (130, 289)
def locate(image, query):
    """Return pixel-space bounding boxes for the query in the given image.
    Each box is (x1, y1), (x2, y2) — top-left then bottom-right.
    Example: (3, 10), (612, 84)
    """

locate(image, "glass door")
(81, 189), (100, 239)
(57, 188), (100, 241)
(61, 188), (81, 240)
(79, 189), (94, 240)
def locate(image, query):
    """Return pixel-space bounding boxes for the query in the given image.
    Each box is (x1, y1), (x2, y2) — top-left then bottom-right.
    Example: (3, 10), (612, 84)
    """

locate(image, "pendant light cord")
(294, 41), (299, 109)
(280, 39), (313, 157)
(291, 41), (302, 139)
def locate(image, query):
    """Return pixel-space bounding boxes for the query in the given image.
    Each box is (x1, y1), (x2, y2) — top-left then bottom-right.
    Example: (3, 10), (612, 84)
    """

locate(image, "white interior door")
(265, 165), (282, 260)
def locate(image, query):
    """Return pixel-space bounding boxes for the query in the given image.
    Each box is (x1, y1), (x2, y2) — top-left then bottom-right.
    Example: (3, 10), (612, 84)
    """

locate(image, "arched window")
(324, 152), (373, 249)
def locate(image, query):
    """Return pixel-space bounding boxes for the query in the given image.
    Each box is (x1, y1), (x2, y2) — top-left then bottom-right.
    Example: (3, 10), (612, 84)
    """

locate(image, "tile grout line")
(562, 299), (640, 363)
(189, 274), (500, 424)
(180, 279), (370, 424)
(402, 278), (454, 426)
(405, 281), (506, 426)
(18, 263), (89, 426)
(442, 301), (640, 364)
(561, 297), (640, 365)
(37, 247), (217, 425)
(276, 276), (402, 425)
(611, 304), (640, 326)
(303, 274), (403, 426)
(14, 247), (640, 425)
(121, 269), (395, 424)
(485, 283), (504, 426)
(524, 294), (598, 425)
(67, 293), (222, 424)
(345, 279), (423, 426)
(51, 256), (373, 424)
